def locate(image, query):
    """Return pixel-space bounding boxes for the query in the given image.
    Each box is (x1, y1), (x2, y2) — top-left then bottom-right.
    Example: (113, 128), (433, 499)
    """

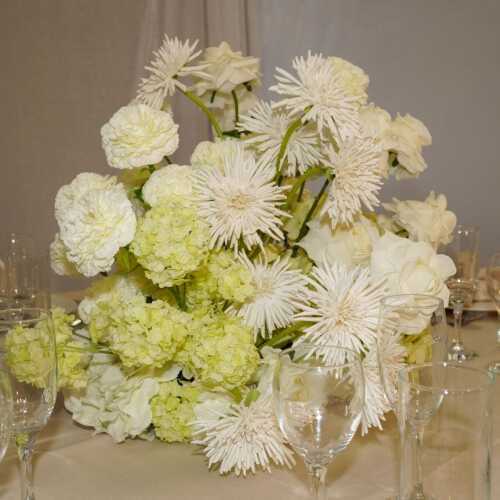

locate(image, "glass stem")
(16, 432), (37, 500)
(453, 301), (464, 347)
(305, 462), (327, 500)
(413, 427), (426, 500)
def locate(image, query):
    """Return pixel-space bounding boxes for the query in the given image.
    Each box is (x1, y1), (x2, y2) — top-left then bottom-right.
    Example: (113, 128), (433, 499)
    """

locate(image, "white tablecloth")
(0, 318), (499, 499)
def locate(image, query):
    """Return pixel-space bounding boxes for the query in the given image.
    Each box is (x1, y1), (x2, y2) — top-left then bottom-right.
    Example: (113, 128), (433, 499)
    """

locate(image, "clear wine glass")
(445, 225), (479, 361)
(0, 370), (13, 462)
(273, 344), (365, 500)
(0, 300), (57, 500)
(486, 252), (500, 341)
(376, 294), (448, 500)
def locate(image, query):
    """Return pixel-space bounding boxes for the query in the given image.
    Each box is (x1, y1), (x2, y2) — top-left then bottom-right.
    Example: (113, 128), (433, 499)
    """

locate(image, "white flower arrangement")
(37, 34), (458, 476)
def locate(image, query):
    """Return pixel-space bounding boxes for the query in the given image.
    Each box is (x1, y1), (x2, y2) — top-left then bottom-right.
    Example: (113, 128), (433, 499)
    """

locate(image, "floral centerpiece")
(11, 35), (457, 476)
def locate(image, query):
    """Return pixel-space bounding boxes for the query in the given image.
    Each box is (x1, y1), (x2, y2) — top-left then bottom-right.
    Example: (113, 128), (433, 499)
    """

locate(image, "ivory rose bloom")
(142, 165), (193, 206)
(384, 191), (457, 249)
(55, 173), (136, 277)
(299, 215), (380, 268)
(370, 232), (456, 307)
(101, 104), (179, 169)
(382, 113), (432, 178)
(328, 56), (369, 106)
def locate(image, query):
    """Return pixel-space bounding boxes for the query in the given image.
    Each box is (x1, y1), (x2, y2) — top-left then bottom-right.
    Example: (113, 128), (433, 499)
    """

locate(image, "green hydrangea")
(181, 312), (259, 391)
(151, 381), (201, 442)
(130, 198), (210, 288)
(89, 295), (191, 369)
(186, 250), (255, 310)
(5, 307), (89, 391)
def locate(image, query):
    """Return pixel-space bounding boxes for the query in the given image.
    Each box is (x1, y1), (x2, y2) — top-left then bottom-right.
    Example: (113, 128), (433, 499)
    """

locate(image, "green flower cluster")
(151, 381), (201, 442)
(181, 312), (259, 391)
(89, 296), (191, 369)
(130, 198), (210, 288)
(186, 250), (255, 310)
(5, 308), (89, 391)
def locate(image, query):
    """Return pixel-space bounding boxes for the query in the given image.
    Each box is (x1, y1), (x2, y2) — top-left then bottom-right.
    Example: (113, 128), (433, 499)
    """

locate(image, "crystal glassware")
(273, 345), (364, 500)
(398, 363), (494, 500)
(0, 234), (40, 309)
(486, 252), (500, 340)
(445, 225), (480, 361)
(0, 370), (13, 462)
(0, 300), (57, 500)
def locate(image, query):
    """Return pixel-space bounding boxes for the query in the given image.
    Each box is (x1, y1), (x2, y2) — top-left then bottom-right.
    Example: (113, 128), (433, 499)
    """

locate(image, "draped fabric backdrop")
(1, 0), (499, 290)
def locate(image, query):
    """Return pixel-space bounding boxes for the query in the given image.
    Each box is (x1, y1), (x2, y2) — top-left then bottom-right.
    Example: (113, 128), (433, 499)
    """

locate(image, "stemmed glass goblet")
(376, 294), (448, 500)
(445, 225), (479, 361)
(0, 300), (57, 500)
(273, 344), (365, 500)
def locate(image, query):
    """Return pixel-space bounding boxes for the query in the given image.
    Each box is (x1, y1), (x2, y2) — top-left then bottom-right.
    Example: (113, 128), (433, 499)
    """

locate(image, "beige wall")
(1, 0), (499, 291)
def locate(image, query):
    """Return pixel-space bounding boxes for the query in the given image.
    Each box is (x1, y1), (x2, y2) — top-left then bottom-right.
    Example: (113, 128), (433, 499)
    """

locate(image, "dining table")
(0, 313), (499, 500)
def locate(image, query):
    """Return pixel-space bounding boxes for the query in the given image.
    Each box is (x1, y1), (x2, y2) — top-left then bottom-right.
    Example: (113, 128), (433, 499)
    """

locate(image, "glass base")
(447, 342), (477, 362)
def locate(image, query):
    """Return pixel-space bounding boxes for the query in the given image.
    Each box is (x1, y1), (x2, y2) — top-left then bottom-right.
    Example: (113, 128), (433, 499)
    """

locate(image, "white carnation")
(101, 104), (179, 170)
(370, 232), (456, 311)
(49, 233), (78, 276)
(383, 191), (457, 249)
(299, 215), (380, 268)
(65, 361), (159, 443)
(55, 173), (136, 277)
(142, 165), (192, 206)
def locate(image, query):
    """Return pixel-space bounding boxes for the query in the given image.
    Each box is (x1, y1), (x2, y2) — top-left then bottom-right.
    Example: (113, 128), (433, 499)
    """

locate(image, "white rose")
(142, 165), (192, 206)
(193, 42), (260, 95)
(383, 191), (457, 249)
(382, 113), (432, 179)
(78, 273), (144, 324)
(65, 361), (159, 443)
(101, 104), (179, 169)
(328, 56), (369, 105)
(370, 232), (456, 307)
(359, 104), (391, 138)
(212, 88), (259, 130)
(55, 173), (136, 277)
(49, 233), (78, 276)
(299, 215), (380, 268)
(190, 139), (242, 172)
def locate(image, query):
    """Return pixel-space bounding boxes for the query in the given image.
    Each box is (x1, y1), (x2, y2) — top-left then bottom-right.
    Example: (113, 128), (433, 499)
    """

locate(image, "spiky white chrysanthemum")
(137, 35), (207, 108)
(228, 256), (308, 338)
(237, 101), (323, 176)
(322, 136), (383, 228)
(294, 261), (386, 365)
(193, 143), (288, 251)
(270, 52), (360, 141)
(192, 396), (295, 476)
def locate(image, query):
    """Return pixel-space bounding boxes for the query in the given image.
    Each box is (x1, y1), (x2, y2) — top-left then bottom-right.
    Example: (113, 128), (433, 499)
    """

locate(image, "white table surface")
(0, 317), (499, 500)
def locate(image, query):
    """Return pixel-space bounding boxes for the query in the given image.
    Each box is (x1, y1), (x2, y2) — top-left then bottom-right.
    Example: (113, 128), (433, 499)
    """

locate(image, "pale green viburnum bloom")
(186, 250), (255, 310)
(151, 381), (201, 443)
(130, 197), (210, 288)
(180, 312), (259, 391)
(89, 295), (191, 369)
(5, 307), (90, 391)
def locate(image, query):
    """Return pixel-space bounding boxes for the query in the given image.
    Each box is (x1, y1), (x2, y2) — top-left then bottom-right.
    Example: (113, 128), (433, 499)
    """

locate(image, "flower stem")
(293, 177), (332, 248)
(285, 166), (325, 207)
(274, 115), (304, 177)
(231, 90), (239, 127)
(181, 90), (223, 138)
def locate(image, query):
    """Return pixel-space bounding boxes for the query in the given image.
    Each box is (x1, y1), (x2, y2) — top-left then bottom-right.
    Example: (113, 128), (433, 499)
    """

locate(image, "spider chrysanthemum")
(137, 35), (207, 108)
(192, 396), (295, 476)
(294, 261), (386, 365)
(270, 52), (360, 141)
(322, 136), (383, 228)
(193, 143), (288, 251)
(228, 256), (308, 338)
(237, 101), (323, 176)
